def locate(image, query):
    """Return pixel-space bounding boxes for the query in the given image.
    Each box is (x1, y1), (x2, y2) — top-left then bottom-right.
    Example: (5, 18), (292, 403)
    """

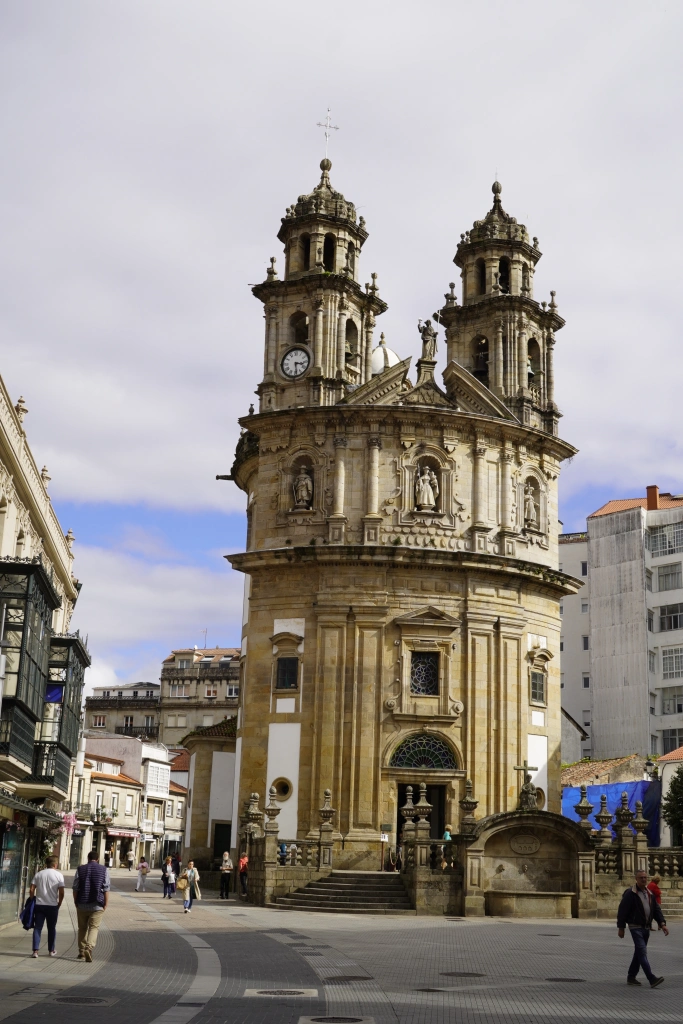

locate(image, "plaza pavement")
(0, 867), (679, 1023)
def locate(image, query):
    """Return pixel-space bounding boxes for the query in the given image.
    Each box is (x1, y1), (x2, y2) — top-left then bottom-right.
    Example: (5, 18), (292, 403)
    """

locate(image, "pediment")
(394, 605), (461, 632)
(340, 358), (412, 406)
(400, 377), (454, 409)
(442, 360), (519, 421)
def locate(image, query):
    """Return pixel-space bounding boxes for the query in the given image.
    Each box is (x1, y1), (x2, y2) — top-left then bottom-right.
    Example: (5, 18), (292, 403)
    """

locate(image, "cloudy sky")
(1, 1), (681, 689)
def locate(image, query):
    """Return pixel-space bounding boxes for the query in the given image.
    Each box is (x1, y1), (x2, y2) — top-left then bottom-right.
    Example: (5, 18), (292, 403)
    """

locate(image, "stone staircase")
(660, 890), (683, 918)
(276, 870), (415, 914)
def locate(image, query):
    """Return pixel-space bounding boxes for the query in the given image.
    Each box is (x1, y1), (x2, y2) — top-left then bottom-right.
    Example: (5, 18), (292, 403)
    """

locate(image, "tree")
(661, 763), (683, 843)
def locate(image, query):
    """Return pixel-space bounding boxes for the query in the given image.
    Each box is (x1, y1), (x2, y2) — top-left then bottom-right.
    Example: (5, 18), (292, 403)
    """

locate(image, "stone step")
(276, 898), (416, 914)
(276, 869), (414, 914)
(303, 882), (407, 894)
(290, 891), (412, 905)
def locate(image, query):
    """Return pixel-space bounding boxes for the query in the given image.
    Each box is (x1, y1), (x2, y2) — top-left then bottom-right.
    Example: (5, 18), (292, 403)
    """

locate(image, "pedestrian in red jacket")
(647, 875), (662, 905)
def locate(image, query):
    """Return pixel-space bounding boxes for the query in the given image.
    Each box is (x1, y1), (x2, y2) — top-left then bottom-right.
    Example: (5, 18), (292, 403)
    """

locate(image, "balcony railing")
(662, 698), (683, 715)
(142, 818), (153, 831)
(152, 821), (165, 835)
(29, 742), (71, 793)
(115, 725), (159, 739)
(161, 665), (239, 680)
(86, 696), (160, 706)
(64, 801), (92, 816)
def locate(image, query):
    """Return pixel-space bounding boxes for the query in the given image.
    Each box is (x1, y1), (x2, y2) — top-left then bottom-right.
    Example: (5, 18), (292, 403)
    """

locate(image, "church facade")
(228, 161), (581, 866)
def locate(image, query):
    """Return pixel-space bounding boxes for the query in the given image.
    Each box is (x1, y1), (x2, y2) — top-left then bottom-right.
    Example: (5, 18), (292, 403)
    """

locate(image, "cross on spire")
(316, 108), (339, 158)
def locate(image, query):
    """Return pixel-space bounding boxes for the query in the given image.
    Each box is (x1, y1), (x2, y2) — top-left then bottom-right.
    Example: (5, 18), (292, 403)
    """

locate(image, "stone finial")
(14, 396), (28, 423)
(248, 404), (254, 415)
(573, 784), (595, 834)
(540, 301), (547, 311)
(459, 778), (478, 833)
(632, 800), (649, 840)
(444, 282), (457, 306)
(65, 528), (75, 551)
(264, 785), (281, 835)
(614, 791), (635, 841)
(319, 788), (336, 833)
(400, 785), (416, 838)
(594, 794), (614, 844)
(367, 272), (379, 296)
(266, 256), (278, 280)
(549, 290), (557, 309)
(41, 466), (51, 490)
(414, 782), (433, 835)
(245, 791), (264, 836)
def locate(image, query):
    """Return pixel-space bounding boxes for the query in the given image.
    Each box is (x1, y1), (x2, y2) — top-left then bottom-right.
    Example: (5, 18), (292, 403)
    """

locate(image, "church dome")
(371, 333), (401, 376)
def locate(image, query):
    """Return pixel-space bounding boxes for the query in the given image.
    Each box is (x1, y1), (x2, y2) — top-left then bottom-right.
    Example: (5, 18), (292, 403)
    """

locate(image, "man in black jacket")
(617, 869), (669, 987)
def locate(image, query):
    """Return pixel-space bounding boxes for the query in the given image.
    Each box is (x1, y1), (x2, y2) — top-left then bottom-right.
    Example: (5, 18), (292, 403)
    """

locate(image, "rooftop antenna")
(316, 108), (339, 158)
(200, 628), (207, 649)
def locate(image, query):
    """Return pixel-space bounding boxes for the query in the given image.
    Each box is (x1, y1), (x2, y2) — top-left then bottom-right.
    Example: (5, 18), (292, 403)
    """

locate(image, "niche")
(523, 476), (541, 530)
(413, 457), (441, 512)
(521, 262), (530, 294)
(472, 337), (489, 386)
(292, 463), (314, 510)
(475, 258), (486, 296)
(527, 338), (541, 387)
(323, 233), (336, 272)
(498, 257), (510, 294)
(290, 311), (309, 346)
(300, 234), (311, 271)
(345, 319), (359, 362)
(346, 241), (355, 276)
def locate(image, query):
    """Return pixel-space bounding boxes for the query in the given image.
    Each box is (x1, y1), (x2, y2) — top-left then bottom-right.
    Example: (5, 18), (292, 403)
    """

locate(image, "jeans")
(628, 927), (656, 982)
(163, 879), (175, 897)
(240, 872), (248, 895)
(76, 908), (104, 954)
(33, 904), (59, 952)
(183, 887), (194, 910)
(220, 873), (231, 898)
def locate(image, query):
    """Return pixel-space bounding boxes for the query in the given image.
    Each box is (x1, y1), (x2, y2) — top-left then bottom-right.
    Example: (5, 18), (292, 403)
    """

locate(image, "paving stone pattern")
(0, 870), (680, 1023)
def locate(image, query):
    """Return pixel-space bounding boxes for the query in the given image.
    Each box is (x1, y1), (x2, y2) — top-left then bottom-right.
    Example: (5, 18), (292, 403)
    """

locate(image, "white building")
(658, 744), (683, 845)
(558, 532), (591, 757)
(588, 486), (683, 759)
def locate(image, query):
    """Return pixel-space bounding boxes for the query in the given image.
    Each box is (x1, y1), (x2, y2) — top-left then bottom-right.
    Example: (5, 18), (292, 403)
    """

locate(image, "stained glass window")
(410, 652), (439, 696)
(389, 734), (457, 770)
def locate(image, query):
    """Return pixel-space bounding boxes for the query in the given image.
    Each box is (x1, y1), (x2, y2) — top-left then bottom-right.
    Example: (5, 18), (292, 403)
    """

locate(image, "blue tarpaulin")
(562, 780), (661, 848)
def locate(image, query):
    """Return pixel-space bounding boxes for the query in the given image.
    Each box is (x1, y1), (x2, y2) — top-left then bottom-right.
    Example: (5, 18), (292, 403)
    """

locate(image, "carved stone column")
(517, 320), (527, 394)
(313, 297), (324, 374)
(363, 436), (382, 544)
(546, 333), (555, 404)
(336, 297), (347, 377)
(328, 436), (348, 544)
(494, 321), (504, 396)
(264, 305), (278, 380)
(363, 313), (375, 384)
(499, 447), (515, 555)
(472, 437), (487, 531)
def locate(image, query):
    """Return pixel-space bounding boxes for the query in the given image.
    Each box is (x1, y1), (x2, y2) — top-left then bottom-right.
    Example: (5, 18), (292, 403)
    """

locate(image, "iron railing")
(114, 725), (159, 740)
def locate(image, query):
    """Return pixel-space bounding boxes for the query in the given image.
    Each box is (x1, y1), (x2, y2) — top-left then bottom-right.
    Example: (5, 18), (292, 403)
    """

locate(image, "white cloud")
(70, 541), (244, 685)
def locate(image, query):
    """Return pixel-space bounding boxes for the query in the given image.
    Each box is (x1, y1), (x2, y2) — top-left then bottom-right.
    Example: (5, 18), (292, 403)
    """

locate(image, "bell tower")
(252, 159), (387, 412)
(436, 182), (564, 435)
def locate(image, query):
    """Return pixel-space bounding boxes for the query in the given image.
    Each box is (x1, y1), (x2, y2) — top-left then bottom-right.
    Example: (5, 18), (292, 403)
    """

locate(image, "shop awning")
(0, 788), (61, 823)
(106, 828), (139, 838)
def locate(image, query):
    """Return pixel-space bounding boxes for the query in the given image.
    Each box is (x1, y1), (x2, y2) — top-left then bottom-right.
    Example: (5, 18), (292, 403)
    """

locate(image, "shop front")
(107, 827), (140, 868)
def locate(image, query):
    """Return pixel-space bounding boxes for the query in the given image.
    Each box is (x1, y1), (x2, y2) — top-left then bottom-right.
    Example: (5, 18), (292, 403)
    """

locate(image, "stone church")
(228, 160), (582, 868)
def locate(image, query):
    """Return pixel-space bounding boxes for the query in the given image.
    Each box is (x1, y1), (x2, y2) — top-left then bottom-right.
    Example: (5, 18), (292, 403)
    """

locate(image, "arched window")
(527, 338), (541, 385)
(389, 734), (457, 770)
(290, 311), (309, 346)
(498, 257), (510, 294)
(472, 337), (489, 386)
(345, 319), (358, 360)
(323, 234), (336, 272)
(475, 258), (486, 296)
(300, 234), (311, 272)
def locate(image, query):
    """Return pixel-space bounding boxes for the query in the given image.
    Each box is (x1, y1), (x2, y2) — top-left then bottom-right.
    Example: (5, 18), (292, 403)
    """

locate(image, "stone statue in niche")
(524, 482), (538, 526)
(293, 466), (313, 509)
(415, 465), (437, 511)
(417, 319), (438, 360)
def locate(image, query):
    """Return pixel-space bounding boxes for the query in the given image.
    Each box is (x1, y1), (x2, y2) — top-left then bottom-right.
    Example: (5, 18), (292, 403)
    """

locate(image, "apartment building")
(588, 486), (683, 759)
(159, 647), (239, 746)
(558, 532), (591, 757)
(85, 681), (160, 740)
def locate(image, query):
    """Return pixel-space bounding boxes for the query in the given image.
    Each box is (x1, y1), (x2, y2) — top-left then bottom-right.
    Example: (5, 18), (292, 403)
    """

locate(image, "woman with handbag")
(161, 856), (176, 899)
(179, 860), (200, 913)
(136, 856), (149, 892)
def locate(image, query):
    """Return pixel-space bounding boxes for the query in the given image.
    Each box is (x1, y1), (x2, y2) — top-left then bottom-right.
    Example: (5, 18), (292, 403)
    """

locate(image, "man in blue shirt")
(72, 851), (110, 962)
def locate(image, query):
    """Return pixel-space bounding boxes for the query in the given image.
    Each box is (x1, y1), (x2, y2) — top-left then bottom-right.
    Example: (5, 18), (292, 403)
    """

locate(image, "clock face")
(281, 347), (310, 378)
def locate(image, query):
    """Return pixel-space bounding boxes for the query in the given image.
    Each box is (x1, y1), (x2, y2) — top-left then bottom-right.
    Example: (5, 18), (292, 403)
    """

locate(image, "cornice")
(227, 546), (584, 598)
(436, 294), (565, 332)
(252, 274), (387, 316)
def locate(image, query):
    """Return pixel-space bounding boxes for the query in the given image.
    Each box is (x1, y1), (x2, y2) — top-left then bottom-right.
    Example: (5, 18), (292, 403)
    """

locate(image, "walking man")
(72, 851), (110, 962)
(127, 848), (134, 872)
(29, 856), (64, 958)
(617, 869), (669, 987)
(219, 851), (233, 900)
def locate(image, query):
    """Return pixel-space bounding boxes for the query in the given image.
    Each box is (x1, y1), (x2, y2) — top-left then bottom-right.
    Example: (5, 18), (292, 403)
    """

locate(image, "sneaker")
(184, 908), (188, 913)
(49, 951), (57, 957)
(650, 977), (664, 988)
(627, 978), (641, 986)
(31, 951), (38, 959)
(77, 954), (85, 960)
(84, 948), (93, 963)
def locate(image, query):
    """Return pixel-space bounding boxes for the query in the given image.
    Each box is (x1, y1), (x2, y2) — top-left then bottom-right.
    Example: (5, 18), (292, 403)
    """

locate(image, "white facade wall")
(207, 750), (236, 848)
(558, 534), (590, 757)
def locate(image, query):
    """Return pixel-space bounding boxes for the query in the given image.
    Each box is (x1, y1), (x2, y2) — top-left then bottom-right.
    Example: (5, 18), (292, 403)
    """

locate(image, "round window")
(272, 777), (293, 801)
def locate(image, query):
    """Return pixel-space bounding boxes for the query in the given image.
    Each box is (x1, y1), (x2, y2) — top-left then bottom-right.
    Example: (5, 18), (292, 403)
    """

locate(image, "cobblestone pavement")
(0, 869), (679, 1023)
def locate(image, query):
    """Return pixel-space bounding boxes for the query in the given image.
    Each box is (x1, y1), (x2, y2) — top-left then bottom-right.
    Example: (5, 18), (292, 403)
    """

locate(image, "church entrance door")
(397, 783), (445, 841)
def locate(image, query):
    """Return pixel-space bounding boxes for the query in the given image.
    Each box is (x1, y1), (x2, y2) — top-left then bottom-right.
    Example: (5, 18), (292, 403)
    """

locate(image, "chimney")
(646, 485), (660, 511)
